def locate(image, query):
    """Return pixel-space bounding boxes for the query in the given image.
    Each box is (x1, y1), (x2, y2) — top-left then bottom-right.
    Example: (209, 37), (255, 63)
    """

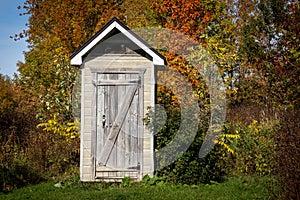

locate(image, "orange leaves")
(151, 0), (216, 43)
(201, 12), (212, 23)
(23, 0), (125, 53)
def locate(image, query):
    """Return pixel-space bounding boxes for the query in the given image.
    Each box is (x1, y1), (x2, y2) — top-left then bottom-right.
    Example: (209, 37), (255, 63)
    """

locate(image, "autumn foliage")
(0, 0), (299, 198)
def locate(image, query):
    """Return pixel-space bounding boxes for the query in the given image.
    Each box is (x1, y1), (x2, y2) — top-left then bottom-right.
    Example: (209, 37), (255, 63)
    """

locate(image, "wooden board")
(94, 71), (143, 178)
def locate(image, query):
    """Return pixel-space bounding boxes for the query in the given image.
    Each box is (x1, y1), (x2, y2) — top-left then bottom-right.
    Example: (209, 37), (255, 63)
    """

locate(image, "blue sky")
(0, 0), (28, 78)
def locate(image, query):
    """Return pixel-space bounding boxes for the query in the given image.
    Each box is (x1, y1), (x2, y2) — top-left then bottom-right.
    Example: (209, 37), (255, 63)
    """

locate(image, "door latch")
(102, 115), (106, 128)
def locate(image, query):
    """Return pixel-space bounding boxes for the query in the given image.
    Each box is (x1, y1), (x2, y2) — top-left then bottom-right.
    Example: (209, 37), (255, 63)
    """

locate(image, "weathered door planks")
(95, 71), (143, 178)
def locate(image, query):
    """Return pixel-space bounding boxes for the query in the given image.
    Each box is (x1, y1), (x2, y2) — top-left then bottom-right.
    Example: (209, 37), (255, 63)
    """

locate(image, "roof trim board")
(70, 17), (166, 66)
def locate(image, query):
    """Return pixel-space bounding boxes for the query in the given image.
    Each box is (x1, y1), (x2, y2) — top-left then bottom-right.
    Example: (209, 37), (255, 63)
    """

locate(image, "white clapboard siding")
(80, 56), (155, 181)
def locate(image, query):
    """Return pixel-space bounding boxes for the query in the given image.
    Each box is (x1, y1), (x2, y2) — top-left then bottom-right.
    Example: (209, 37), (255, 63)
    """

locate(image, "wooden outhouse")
(70, 17), (166, 182)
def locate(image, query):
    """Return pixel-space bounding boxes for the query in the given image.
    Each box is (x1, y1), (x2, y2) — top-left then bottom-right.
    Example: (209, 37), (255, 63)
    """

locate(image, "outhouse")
(70, 17), (166, 182)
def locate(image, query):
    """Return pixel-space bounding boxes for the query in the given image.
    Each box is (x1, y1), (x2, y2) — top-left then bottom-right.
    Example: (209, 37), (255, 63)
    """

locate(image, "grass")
(0, 176), (278, 200)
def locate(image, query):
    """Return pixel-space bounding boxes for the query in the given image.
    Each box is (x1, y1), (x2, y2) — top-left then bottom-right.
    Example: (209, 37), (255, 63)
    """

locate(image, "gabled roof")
(70, 17), (166, 66)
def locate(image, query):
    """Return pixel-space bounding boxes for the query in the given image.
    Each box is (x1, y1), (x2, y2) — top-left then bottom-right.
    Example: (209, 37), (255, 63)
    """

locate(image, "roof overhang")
(70, 17), (166, 66)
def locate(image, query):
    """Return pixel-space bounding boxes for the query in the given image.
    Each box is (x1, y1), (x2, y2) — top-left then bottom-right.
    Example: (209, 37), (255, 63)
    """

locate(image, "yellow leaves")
(247, 120), (259, 134)
(196, 91), (205, 99)
(214, 140), (235, 154)
(218, 47), (227, 53)
(219, 133), (240, 139)
(214, 132), (240, 154)
(37, 114), (79, 142)
(199, 34), (207, 39)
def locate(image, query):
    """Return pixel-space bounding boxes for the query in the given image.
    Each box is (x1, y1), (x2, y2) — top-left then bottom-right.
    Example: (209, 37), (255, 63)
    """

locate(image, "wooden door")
(94, 71), (143, 179)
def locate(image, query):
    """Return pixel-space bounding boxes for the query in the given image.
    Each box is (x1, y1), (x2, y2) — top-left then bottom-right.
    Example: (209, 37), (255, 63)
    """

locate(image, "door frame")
(90, 68), (145, 180)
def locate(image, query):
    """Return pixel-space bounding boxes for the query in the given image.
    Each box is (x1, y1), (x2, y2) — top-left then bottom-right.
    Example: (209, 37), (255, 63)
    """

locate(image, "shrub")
(0, 74), (80, 191)
(0, 159), (44, 192)
(225, 119), (279, 176)
(145, 105), (229, 184)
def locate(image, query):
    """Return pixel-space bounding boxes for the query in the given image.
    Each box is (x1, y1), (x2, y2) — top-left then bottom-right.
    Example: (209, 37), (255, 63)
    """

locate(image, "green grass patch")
(0, 176), (278, 200)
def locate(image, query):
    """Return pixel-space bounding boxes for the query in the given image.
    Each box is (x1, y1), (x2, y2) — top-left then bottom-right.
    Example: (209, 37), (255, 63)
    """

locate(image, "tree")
(16, 0), (124, 120)
(235, 0), (299, 108)
(16, 0), (156, 121)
